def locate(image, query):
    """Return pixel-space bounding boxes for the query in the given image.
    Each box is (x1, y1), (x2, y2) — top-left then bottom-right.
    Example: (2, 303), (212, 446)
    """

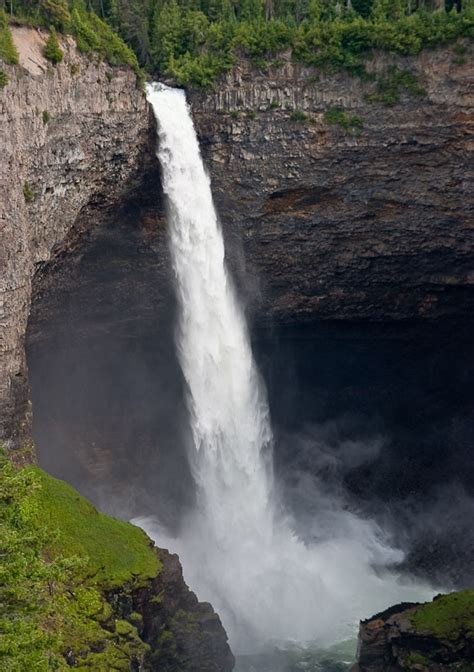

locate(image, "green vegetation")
(31, 465), (159, 588)
(43, 25), (64, 63)
(290, 109), (308, 121)
(0, 451), (160, 670)
(411, 590), (474, 639)
(70, 5), (142, 80)
(366, 64), (426, 104)
(0, 9), (19, 64)
(403, 651), (431, 667)
(42, 109), (51, 123)
(4, 2), (142, 80)
(3, 0), (474, 87)
(325, 106), (363, 129)
(23, 181), (34, 202)
(0, 68), (9, 86)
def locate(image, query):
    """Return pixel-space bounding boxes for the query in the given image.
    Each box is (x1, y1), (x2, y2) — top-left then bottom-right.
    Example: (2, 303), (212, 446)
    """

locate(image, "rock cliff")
(0, 26), (152, 450)
(189, 47), (474, 328)
(352, 590), (474, 672)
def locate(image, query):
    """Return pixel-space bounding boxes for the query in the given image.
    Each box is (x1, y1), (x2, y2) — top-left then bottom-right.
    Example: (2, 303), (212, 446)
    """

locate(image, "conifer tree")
(41, 0), (71, 29)
(43, 25), (64, 62)
(0, 9), (19, 64)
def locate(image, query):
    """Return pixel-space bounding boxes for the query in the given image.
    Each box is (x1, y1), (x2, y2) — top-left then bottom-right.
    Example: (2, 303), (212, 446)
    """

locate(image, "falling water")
(142, 83), (433, 652)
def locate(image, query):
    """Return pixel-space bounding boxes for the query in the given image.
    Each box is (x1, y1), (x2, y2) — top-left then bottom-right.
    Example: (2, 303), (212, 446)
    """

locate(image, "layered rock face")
(189, 48), (474, 328)
(0, 26), (151, 450)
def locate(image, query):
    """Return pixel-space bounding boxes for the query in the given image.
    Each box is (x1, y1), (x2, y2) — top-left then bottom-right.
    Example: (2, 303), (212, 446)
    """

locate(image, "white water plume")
(141, 82), (433, 652)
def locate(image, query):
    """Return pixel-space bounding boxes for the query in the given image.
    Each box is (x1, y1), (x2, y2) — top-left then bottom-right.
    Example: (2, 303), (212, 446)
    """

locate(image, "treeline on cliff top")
(3, 0), (474, 85)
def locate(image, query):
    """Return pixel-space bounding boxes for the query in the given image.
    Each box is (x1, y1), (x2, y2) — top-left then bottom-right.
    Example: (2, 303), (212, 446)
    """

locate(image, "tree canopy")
(3, 0), (473, 85)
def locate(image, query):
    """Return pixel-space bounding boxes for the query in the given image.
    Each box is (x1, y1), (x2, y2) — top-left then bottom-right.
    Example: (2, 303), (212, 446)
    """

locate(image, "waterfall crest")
(142, 83), (432, 652)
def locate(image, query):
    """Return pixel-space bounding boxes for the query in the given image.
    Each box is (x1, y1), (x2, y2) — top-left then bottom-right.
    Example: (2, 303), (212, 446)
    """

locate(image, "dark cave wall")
(253, 321), (474, 587)
(26, 185), (196, 523)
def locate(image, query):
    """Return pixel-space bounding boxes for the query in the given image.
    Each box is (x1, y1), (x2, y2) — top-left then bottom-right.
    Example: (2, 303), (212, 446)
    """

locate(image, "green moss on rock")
(1, 455), (161, 670)
(27, 466), (160, 588)
(411, 590), (474, 640)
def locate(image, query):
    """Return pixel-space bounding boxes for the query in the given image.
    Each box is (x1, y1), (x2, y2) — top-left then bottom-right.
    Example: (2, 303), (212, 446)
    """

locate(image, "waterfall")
(142, 83), (432, 653)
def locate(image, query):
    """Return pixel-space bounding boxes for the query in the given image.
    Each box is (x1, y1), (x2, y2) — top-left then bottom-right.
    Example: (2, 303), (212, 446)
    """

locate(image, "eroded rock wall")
(189, 48), (474, 328)
(0, 26), (151, 449)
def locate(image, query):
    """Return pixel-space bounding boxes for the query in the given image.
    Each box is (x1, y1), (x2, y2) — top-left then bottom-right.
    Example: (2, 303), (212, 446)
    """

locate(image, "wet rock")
(352, 590), (474, 671)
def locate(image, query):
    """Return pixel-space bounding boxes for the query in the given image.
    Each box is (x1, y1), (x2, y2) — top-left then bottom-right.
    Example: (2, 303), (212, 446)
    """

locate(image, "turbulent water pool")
(234, 640), (356, 671)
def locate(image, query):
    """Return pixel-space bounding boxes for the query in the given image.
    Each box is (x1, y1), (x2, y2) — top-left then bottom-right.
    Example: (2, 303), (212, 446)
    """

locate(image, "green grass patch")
(0, 68), (8, 87)
(325, 107), (363, 131)
(411, 590), (474, 640)
(27, 466), (160, 588)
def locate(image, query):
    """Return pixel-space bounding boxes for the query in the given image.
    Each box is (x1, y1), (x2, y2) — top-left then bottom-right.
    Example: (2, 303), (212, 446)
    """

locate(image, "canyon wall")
(189, 47), (474, 328)
(0, 26), (151, 451)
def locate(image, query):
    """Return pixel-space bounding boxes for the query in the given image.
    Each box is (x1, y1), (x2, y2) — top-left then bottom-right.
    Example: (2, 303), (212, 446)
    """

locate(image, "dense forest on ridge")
(1, 0), (473, 84)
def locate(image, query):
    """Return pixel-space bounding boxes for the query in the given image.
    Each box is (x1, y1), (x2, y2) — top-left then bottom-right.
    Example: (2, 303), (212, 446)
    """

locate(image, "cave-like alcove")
(26, 184), (474, 591)
(26, 176), (195, 529)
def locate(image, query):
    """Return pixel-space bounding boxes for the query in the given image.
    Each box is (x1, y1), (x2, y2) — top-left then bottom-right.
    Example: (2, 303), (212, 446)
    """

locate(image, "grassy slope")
(29, 466), (160, 588)
(1, 461), (161, 670)
(411, 589), (474, 639)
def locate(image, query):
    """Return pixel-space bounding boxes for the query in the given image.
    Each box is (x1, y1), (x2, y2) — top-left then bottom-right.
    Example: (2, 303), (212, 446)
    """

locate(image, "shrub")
(0, 68), (9, 87)
(290, 110), (308, 121)
(324, 106), (363, 130)
(0, 10), (19, 64)
(42, 110), (50, 124)
(0, 450), (159, 669)
(44, 26), (64, 64)
(23, 181), (34, 202)
(366, 65), (426, 105)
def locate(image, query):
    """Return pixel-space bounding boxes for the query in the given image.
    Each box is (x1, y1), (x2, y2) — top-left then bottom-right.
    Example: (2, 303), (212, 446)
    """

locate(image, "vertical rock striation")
(189, 48), (474, 328)
(0, 26), (151, 450)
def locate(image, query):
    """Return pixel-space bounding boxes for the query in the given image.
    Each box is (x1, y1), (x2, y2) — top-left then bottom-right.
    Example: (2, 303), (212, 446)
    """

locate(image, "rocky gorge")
(1, 23), (474, 671)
